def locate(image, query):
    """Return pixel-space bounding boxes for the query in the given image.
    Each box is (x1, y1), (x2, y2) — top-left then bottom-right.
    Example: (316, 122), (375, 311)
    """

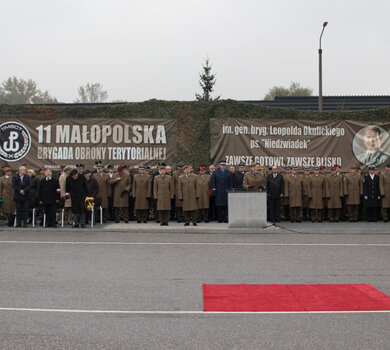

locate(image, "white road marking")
(0, 307), (389, 315)
(0, 241), (389, 247)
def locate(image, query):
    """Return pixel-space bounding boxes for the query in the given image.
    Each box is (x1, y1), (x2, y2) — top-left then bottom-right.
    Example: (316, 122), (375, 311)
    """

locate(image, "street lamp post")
(319, 21), (328, 112)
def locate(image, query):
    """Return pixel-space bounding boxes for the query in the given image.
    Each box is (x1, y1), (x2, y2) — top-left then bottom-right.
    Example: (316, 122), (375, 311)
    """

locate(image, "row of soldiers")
(1, 161), (390, 226)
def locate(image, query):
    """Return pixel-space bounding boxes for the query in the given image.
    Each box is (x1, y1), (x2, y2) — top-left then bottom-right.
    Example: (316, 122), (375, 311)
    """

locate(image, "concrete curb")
(1, 221), (389, 235)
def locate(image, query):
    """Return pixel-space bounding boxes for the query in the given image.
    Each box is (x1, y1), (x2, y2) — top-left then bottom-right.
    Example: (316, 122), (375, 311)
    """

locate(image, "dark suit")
(363, 174), (380, 221)
(39, 177), (60, 227)
(266, 173), (285, 222)
(233, 171), (246, 189)
(211, 168), (233, 222)
(12, 174), (31, 225)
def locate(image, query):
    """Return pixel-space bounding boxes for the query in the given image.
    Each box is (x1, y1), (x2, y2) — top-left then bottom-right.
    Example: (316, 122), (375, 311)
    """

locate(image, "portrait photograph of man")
(353, 125), (390, 167)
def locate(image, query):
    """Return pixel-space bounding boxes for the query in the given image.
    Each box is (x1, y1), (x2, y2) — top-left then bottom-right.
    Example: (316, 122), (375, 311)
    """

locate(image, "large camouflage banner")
(211, 118), (390, 169)
(0, 118), (177, 170)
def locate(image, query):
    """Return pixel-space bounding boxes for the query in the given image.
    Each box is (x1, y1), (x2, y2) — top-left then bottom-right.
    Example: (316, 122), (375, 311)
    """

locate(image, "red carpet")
(202, 284), (390, 312)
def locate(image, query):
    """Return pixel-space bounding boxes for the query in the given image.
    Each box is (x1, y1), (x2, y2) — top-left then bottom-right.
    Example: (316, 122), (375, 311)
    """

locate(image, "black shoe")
(204, 220), (209, 223)
(177, 220), (182, 223)
(160, 223), (164, 226)
(22, 223), (27, 227)
(137, 221), (142, 223)
(81, 224), (85, 228)
(72, 224), (79, 228)
(16, 223), (22, 227)
(193, 223), (197, 226)
(143, 221), (147, 223)
(218, 221), (223, 223)
(184, 223), (189, 226)
(115, 220), (120, 223)
(124, 220), (129, 223)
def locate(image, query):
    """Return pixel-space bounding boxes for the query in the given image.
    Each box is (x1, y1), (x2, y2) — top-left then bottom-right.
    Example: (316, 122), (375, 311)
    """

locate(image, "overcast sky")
(1, 0), (389, 103)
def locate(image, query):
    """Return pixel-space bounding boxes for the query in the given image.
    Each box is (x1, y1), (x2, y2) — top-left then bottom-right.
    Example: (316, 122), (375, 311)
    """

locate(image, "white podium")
(228, 190), (267, 228)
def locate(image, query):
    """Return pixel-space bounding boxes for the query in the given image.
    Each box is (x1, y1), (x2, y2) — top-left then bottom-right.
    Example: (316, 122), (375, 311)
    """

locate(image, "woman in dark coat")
(66, 169), (87, 228)
(27, 169), (40, 210)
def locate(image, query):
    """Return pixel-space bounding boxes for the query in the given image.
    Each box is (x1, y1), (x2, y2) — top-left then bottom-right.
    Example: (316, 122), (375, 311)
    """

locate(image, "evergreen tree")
(195, 58), (220, 101)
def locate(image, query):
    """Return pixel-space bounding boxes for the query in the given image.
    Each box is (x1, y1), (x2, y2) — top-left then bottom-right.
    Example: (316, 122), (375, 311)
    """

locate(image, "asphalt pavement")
(0, 224), (389, 349)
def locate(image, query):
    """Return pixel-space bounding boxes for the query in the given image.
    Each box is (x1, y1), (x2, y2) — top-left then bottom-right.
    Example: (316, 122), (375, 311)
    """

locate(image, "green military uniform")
(132, 171), (152, 223)
(284, 173), (304, 222)
(343, 171), (363, 221)
(326, 173), (344, 222)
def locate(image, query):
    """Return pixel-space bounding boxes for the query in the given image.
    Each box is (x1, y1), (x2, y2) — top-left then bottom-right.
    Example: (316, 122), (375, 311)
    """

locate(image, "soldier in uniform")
(301, 167), (311, 221)
(132, 166), (152, 223)
(173, 163), (185, 222)
(109, 165), (132, 223)
(106, 165), (115, 221)
(211, 160), (233, 223)
(0, 166), (15, 226)
(307, 167), (328, 222)
(282, 166), (291, 221)
(233, 163), (246, 189)
(343, 165), (363, 221)
(196, 165), (211, 223)
(284, 166), (304, 222)
(326, 166), (344, 222)
(379, 163), (390, 222)
(357, 126), (390, 167)
(178, 165), (199, 226)
(243, 162), (266, 190)
(76, 164), (85, 175)
(363, 165), (381, 222)
(93, 164), (109, 223)
(153, 166), (173, 226)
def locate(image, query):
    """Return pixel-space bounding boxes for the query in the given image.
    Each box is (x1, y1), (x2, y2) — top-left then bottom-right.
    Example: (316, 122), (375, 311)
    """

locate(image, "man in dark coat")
(363, 165), (381, 222)
(233, 163), (246, 189)
(84, 170), (99, 198)
(38, 169), (60, 228)
(12, 165), (31, 227)
(66, 169), (87, 228)
(211, 160), (233, 223)
(84, 169), (99, 224)
(266, 165), (285, 223)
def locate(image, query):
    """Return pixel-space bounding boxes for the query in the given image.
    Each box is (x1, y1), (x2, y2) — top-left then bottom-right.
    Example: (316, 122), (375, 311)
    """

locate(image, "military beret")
(158, 162), (166, 167)
(117, 165), (124, 172)
(145, 166), (151, 170)
(123, 165), (129, 170)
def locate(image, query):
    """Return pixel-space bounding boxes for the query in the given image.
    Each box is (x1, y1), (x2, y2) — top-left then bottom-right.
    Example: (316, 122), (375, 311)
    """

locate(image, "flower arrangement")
(85, 197), (94, 211)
